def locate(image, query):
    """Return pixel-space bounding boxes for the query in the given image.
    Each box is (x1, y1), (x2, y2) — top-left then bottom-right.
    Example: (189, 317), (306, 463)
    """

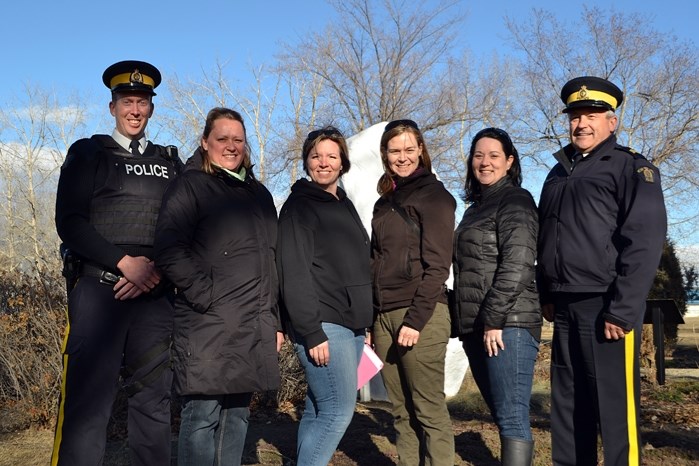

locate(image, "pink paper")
(357, 344), (384, 389)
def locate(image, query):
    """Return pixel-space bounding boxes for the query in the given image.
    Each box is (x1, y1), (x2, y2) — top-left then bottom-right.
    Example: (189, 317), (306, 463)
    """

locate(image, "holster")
(60, 244), (81, 294)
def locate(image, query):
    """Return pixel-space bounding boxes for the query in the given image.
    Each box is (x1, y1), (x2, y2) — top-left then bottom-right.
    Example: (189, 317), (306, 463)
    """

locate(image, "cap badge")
(129, 69), (143, 84)
(578, 85), (588, 99)
(637, 166), (655, 183)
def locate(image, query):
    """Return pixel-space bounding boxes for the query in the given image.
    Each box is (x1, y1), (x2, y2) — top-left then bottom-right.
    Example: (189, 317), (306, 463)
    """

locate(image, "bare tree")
(0, 143), (19, 272)
(280, 0), (468, 132)
(0, 85), (86, 275)
(158, 61), (300, 198)
(156, 1), (517, 197)
(265, 65), (332, 193)
(505, 7), (699, 236)
(275, 0), (513, 194)
(157, 64), (228, 158)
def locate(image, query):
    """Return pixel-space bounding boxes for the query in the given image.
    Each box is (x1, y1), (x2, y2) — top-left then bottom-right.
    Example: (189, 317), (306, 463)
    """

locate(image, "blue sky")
(2, 0), (696, 102)
(2, 0), (698, 257)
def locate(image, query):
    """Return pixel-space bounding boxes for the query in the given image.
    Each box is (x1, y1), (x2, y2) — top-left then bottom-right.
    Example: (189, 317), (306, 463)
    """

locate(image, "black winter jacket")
(154, 149), (280, 396)
(451, 178), (541, 335)
(371, 170), (456, 332)
(277, 179), (373, 349)
(537, 134), (667, 330)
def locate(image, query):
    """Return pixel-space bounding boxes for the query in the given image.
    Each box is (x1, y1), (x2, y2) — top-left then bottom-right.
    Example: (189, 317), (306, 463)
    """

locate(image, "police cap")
(102, 60), (161, 96)
(560, 76), (623, 113)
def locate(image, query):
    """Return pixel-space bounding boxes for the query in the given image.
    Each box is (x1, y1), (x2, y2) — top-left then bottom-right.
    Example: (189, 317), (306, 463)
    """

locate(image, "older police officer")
(537, 76), (666, 466)
(51, 60), (182, 466)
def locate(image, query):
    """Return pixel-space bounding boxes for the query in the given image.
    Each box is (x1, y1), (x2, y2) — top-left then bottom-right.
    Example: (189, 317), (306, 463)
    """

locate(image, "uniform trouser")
(373, 303), (454, 466)
(550, 292), (642, 466)
(51, 276), (174, 466)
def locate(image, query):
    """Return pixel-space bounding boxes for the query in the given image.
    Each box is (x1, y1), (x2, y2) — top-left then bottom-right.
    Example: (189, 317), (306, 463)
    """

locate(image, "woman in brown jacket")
(371, 119), (456, 466)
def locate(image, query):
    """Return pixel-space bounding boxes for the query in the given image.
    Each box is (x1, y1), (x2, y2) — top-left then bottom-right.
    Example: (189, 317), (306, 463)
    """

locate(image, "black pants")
(550, 292), (642, 466)
(51, 276), (173, 466)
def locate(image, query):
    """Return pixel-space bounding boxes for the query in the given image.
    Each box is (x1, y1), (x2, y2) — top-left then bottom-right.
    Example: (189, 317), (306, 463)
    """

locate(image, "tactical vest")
(88, 135), (179, 247)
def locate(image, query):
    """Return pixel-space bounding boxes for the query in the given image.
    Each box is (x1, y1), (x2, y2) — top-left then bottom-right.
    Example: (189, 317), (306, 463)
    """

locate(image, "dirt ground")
(2, 318), (698, 466)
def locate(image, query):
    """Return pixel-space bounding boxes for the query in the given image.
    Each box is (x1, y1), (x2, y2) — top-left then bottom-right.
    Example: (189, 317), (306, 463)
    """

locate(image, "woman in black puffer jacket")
(451, 127), (541, 466)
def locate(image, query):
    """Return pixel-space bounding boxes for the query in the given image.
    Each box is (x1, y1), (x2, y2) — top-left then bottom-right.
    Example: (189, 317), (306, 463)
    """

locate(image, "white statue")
(343, 122), (469, 399)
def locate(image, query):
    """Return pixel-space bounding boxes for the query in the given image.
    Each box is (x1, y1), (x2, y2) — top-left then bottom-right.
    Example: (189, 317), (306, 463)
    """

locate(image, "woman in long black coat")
(154, 107), (282, 466)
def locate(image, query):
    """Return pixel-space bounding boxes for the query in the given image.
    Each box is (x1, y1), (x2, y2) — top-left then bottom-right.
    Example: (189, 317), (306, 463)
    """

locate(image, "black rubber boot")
(500, 436), (534, 466)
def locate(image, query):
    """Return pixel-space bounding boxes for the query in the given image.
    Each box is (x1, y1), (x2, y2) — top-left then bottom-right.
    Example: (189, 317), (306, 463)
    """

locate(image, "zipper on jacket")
(553, 173), (571, 282)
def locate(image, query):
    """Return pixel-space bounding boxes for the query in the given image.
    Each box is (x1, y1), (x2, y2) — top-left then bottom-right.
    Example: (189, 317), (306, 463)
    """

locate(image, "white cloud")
(0, 141), (63, 172)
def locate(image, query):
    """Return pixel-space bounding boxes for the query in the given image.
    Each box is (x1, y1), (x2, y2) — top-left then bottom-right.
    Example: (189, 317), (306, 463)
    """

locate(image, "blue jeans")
(294, 322), (365, 466)
(177, 393), (252, 466)
(463, 327), (539, 440)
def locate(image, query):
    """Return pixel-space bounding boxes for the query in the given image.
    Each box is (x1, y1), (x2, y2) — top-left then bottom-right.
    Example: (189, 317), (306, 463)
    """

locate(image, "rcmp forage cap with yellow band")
(102, 60), (161, 96)
(560, 76), (624, 113)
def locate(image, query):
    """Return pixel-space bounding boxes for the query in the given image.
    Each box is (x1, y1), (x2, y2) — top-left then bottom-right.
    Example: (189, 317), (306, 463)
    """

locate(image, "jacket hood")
(290, 178), (348, 202)
(184, 146), (204, 171)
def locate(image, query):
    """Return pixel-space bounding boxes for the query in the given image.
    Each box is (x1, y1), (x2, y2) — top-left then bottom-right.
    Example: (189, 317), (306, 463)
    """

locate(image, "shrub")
(0, 268), (309, 436)
(252, 338), (307, 419)
(0, 271), (66, 432)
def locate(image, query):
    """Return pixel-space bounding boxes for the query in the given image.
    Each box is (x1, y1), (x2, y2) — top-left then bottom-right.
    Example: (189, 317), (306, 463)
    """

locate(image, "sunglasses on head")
(474, 127), (513, 146)
(383, 119), (419, 133)
(306, 127), (343, 141)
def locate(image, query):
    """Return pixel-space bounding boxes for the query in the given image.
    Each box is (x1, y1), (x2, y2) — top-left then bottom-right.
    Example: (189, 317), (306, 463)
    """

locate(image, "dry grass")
(2, 319), (698, 465)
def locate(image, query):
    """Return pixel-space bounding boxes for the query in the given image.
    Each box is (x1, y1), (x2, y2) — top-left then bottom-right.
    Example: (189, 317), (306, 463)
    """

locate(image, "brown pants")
(373, 303), (454, 466)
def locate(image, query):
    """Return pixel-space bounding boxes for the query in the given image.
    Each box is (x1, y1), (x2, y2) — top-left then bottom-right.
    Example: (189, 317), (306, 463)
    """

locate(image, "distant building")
(687, 300), (699, 318)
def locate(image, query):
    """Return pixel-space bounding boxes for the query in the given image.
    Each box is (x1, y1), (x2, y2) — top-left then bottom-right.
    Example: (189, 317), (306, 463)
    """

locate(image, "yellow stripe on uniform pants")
(625, 329), (639, 465)
(51, 309), (71, 466)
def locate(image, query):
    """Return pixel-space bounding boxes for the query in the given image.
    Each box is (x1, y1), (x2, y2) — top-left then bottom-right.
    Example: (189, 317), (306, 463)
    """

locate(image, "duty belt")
(79, 263), (122, 286)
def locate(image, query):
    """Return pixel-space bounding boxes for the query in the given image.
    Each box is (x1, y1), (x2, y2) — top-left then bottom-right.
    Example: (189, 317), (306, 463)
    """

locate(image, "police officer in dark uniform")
(51, 60), (182, 466)
(537, 76), (667, 466)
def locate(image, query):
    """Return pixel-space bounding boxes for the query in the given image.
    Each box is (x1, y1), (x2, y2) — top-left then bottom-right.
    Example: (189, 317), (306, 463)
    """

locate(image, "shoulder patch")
(636, 166), (656, 183)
